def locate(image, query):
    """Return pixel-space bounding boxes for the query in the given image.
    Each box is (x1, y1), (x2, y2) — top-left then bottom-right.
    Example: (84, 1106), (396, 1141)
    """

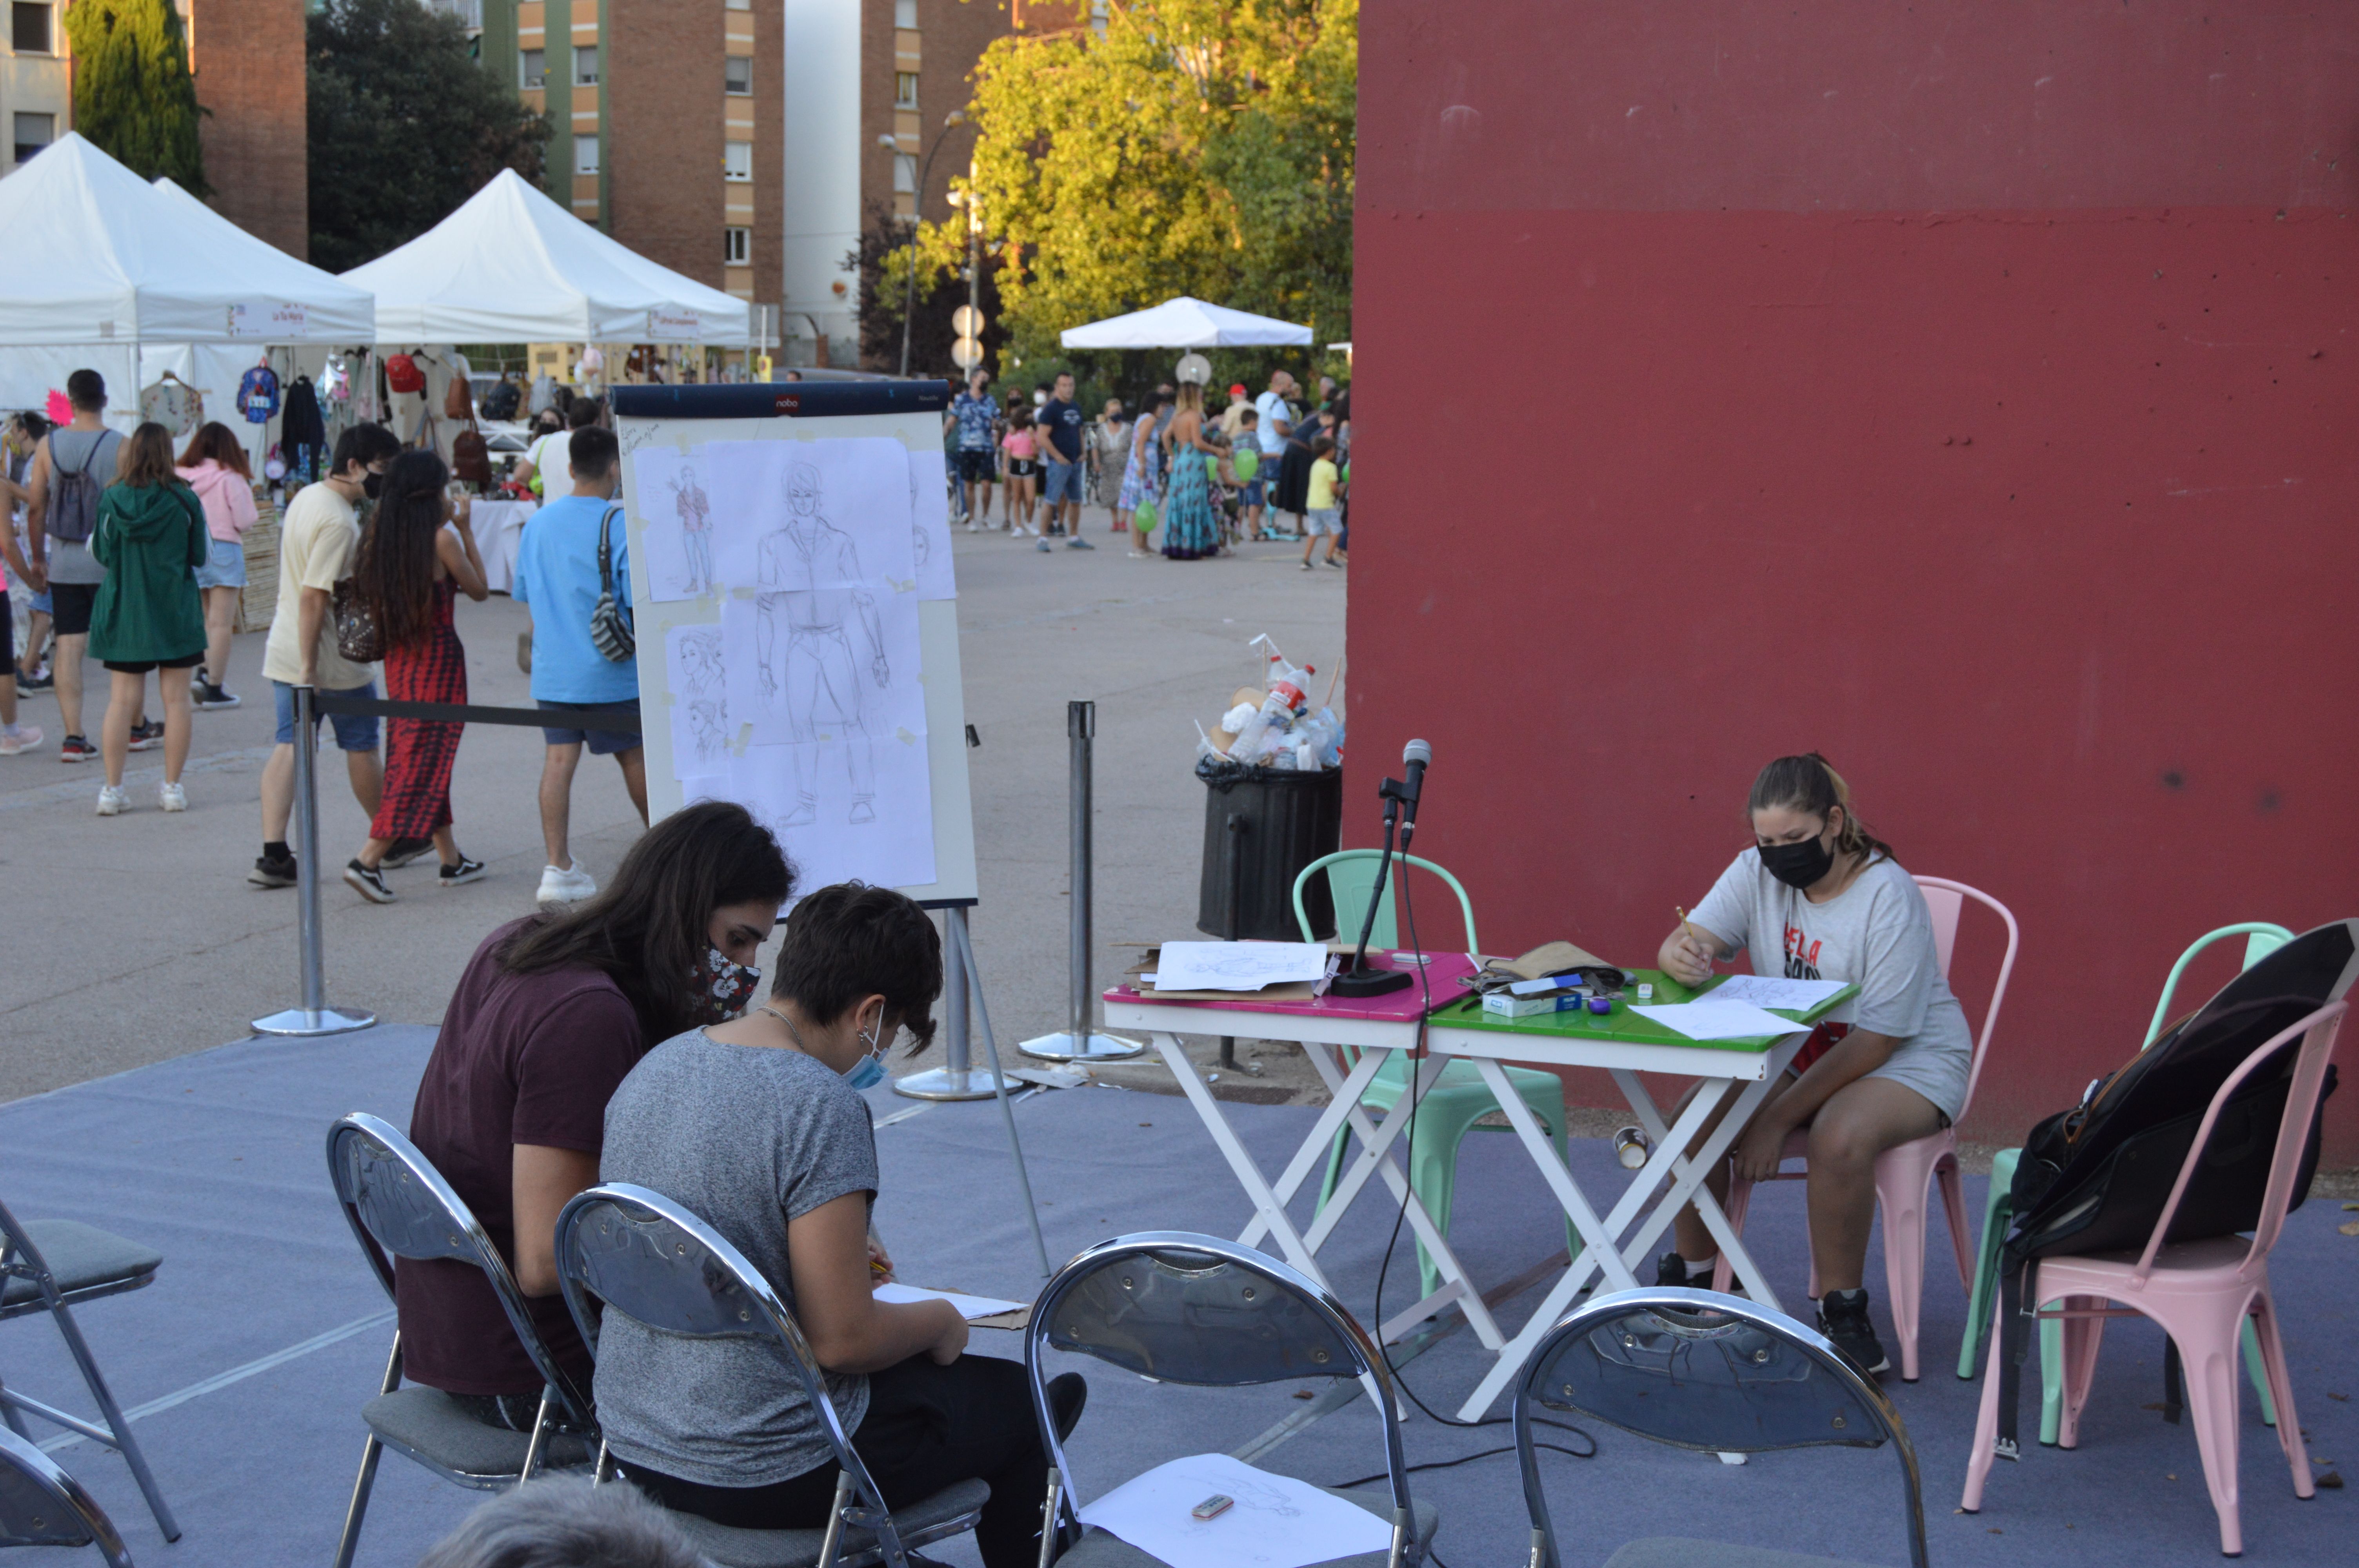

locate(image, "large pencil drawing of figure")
(755, 458), (889, 825)
(671, 468), (714, 595)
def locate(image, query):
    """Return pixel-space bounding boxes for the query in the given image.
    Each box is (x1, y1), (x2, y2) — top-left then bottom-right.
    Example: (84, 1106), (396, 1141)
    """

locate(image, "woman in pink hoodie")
(174, 423), (257, 710)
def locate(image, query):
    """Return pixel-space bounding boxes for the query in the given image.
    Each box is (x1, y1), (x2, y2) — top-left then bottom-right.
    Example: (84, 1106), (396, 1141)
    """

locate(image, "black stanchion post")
(1021, 701), (1141, 1062)
(253, 685), (375, 1037)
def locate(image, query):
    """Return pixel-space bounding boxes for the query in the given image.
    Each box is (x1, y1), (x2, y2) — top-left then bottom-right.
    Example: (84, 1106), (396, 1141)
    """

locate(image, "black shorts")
(103, 652), (204, 675)
(0, 593), (13, 679)
(1006, 457), (1038, 479)
(955, 448), (996, 484)
(49, 581), (98, 639)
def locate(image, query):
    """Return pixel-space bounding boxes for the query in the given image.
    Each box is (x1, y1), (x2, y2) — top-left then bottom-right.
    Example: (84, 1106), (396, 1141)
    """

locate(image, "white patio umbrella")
(1058, 296), (1311, 350)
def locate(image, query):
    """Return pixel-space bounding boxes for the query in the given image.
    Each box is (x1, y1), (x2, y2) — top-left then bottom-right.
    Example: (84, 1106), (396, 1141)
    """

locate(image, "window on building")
(895, 71), (918, 110)
(574, 137), (600, 176)
(574, 45), (599, 86)
(892, 153), (916, 194)
(725, 227), (750, 267)
(1090, 0), (1109, 36)
(724, 141), (752, 181)
(11, 3), (52, 54)
(13, 111), (53, 167)
(725, 55), (752, 95)
(519, 49), (545, 89)
(894, 0), (917, 27)
(726, 0), (750, 9)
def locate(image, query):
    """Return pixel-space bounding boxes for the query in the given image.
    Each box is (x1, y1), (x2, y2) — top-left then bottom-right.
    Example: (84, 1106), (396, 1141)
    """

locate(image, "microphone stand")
(1331, 774), (1415, 999)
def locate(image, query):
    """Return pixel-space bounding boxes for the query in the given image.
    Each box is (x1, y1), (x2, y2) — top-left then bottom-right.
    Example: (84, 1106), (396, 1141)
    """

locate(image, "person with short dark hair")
(595, 882), (1085, 1568)
(1300, 432), (1343, 571)
(249, 422), (401, 887)
(400, 801), (792, 1429)
(1036, 370), (1091, 549)
(514, 422), (643, 908)
(21, 369), (129, 764)
(944, 369), (998, 528)
(85, 422), (207, 814)
(514, 397), (604, 495)
(418, 1477), (702, 1568)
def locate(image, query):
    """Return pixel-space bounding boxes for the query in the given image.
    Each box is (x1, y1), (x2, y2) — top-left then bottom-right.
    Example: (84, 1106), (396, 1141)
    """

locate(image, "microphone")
(1398, 739), (1431, 826)
(1333, 739), (1434, 999)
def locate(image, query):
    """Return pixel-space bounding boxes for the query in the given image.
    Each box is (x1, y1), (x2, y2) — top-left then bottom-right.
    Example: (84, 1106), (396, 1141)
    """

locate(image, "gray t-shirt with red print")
(1687, 849), (1974, 1120)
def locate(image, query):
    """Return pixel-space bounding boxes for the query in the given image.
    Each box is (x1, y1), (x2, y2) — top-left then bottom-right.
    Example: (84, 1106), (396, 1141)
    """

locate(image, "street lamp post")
(879, 110), (966, 378)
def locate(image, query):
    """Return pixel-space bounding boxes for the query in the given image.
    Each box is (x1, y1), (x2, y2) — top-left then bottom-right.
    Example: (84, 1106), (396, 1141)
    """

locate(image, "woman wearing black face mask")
(1652, 753), (1975, 1379)
(395, 801), (792, 1436)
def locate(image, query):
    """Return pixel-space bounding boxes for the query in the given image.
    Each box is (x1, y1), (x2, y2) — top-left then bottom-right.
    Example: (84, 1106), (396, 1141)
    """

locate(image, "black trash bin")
(1196, 757), (1345, 940)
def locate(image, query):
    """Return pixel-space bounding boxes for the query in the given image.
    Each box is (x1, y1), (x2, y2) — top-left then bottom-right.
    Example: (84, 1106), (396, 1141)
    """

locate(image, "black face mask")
(361, 470), (384, 500)
(1759, 833), (1836, 890)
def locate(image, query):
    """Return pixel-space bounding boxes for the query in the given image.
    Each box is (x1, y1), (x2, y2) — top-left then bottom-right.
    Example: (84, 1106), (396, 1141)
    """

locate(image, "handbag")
(332, 577), (385, 664)
(590, 503), (634, 662)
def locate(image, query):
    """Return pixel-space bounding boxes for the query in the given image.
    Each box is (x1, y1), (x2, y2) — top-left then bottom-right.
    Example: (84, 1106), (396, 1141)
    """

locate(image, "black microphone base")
(1330, 965), (1414, 999)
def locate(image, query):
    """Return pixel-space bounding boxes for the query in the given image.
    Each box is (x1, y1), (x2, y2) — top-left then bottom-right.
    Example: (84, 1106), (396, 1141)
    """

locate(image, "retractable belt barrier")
(308, 692), (643, 733)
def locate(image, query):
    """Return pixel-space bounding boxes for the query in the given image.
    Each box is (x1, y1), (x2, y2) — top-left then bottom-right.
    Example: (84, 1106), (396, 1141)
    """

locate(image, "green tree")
(913, 0), (1354, 375)
(64, 0), (207, 194)
(306, 0), (551, 273)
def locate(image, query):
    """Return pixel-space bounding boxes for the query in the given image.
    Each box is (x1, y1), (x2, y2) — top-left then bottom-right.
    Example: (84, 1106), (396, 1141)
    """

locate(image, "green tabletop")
(1428, 969), (1860, 1053)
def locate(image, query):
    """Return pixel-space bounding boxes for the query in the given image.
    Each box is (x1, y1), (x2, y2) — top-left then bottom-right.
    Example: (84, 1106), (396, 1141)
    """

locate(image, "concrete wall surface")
(1352, 2), (2359, 1155)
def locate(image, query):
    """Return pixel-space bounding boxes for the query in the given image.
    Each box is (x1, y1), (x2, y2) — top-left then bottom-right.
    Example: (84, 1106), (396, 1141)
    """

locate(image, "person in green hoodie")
(89, 422), (208, 816)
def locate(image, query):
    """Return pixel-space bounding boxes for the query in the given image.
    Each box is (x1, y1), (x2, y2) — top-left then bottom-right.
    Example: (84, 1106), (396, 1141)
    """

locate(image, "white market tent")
(1059, 296), (1312, 350)
(0, 134), (376, 421)
(340, 169), (751, 347)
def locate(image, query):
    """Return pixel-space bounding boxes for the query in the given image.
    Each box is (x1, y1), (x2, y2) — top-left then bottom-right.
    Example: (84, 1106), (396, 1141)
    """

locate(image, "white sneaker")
(0, 724), (42, 756)
(159, 781), (187, 812)
(95, 785), (127, 817)
(536, 862), (598, 907)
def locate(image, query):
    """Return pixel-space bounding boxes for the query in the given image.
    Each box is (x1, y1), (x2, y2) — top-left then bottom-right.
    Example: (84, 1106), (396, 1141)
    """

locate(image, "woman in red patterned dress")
(341, 450), (490, 904)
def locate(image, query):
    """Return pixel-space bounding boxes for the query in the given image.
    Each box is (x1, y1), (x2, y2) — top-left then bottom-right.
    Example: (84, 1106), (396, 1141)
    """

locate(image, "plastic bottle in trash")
(1226, 690), (1295, 770)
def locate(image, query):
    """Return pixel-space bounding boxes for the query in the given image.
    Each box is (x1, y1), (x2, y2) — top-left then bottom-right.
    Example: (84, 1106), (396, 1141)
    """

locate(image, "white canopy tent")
(1058, 296), (1312, 350)
(0, 134), (376, 425)
(340, 169), (751, 347)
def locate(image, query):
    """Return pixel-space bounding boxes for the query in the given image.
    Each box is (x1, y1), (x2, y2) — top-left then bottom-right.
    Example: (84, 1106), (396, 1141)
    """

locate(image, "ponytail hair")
(1748, 753), (1894, 866)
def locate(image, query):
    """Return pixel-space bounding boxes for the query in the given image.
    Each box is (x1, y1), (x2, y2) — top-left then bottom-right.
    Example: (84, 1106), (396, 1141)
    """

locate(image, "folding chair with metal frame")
(553, 1182), (989, 1568)
(1025, 1230), (1438, 1568)
(0, 1196), (178, 1544)
(0, 1423), (134, 1568)
(324, 1112), (597, 1568)
(1516, 1286), (1928, 1568)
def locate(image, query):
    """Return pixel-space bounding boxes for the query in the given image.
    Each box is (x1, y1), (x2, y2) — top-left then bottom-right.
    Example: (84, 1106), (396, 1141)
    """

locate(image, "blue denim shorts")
(1039, 457), (1085, 505)
(193, 535), (247, 590)
(273, 679), (380, 752)
(538, 699), (642, 757)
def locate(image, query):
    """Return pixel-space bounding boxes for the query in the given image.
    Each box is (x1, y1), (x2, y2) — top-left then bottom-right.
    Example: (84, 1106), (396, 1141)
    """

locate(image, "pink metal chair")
(1960, 1000), (2341, 1556)
(1712, 877), (2020, 1380)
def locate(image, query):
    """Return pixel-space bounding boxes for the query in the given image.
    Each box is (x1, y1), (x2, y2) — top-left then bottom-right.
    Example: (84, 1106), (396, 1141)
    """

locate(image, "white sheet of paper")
(706, 436), (918, 592)
(1630, 1000), (1808, 1040)
(871, 1282), (1023, 1321)
(1078, 1453), (1392, 1568)
(1152, 942), (1330, 992)
(664, 624), (734, 781)
(719, 590), (928, 751)
(686, 729), (937, 893)
(907, 447), (957, 601)
(1697, 975), (1852, 1013)
(629, 445), (718, 601)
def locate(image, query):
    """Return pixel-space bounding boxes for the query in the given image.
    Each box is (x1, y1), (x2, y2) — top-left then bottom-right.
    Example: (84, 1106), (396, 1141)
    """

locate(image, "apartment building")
(3, 1), (71, 175)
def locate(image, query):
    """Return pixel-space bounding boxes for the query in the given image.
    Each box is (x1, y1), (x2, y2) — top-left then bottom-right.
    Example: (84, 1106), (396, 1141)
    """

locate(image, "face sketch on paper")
(675, 629), (729, 767)
(755, 459), (890, 826)
(668, 467), (715, 595)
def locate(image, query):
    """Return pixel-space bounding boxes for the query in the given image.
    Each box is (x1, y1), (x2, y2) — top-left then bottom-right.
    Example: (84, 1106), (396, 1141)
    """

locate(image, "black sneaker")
(1656, 1250), (1700, 1288)
(247, 851), (298, 888)
(438, 856), (487, 887)
(125, 719), (164, 752)
(58, 735), (95, 764)
(380, 836), (436, 868)
(342, 859), (396, 904)
(1817, 1288), (1891, 1377)
(193, 680), (242, 710)
(17, 668), (52, 691)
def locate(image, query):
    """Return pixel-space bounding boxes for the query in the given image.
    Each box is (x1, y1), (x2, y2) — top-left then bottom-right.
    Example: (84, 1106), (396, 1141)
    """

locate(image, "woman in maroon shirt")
(397, 800), (793, 1431)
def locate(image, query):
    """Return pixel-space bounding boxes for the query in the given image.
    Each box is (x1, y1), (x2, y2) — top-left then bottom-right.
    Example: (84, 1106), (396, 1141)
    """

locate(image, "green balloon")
(1133, 499), (1156, 530)
(1205, 453), (1221, 481)
(1233, 448), (1259, 482)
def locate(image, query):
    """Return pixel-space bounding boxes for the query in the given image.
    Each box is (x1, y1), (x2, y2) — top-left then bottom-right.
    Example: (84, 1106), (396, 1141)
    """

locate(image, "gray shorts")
(1304, 508), (1341, 537)
(1863, 1038), (1970, 1126)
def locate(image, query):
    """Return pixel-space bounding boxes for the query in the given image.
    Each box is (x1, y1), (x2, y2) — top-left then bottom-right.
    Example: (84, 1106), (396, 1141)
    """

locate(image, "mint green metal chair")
(1292, 850), (1575, 1300)
(1959, 922), (2290, 1441)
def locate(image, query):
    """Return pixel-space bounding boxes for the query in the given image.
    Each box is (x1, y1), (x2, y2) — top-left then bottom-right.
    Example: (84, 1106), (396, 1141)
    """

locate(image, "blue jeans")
(1039, 456), (1084, 506)
(272, 679), (380, 751)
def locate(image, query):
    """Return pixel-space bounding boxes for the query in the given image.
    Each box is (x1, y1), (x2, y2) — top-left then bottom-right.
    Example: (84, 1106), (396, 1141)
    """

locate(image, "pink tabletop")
(1104, 950), (1480, 1023)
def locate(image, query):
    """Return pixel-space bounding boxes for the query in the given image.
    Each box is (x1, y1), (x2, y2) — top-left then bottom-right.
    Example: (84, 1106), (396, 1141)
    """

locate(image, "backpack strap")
(596, 503), (623, 593)
(1993, 1252), (2028, 1461)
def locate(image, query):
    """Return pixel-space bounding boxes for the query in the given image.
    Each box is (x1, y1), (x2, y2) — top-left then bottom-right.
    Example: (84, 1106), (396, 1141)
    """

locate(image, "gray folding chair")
(554, 1183), (987, 1568)
(0, 1197), (177, 1543)
(1514, 1287), (1928, 1568)
(325, 1112), (596, 1568)
(0, 1424), (133, 1567)
(1025, 1230), (1438, 1568)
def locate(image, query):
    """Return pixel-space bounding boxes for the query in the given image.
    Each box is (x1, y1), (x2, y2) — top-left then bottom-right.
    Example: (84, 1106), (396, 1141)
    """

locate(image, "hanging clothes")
(282, 374), (327, 483)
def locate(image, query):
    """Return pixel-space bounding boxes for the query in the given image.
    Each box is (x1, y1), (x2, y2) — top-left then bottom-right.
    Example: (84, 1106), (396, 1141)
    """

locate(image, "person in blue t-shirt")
(943, 370), (1001, 528)
(513, 425), (644, 909)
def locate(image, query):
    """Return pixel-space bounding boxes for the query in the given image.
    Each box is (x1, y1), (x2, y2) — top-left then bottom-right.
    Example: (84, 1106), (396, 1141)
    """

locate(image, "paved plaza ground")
(0, 510), (1348, 1105)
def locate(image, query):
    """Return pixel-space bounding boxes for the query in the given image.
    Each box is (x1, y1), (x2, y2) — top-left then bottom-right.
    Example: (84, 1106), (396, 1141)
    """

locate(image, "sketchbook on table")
(1627, 999), (1804, 1041)
(1076, 1452), (1392, 1568)
(1151, 942), (1330, 992)
(1696, 974), (1852, 1013)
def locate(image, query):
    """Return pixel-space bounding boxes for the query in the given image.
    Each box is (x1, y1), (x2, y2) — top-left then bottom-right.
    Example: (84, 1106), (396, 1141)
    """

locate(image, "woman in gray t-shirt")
(594, 883), (1084, 1568)
(1654, 753), (1974, 1378)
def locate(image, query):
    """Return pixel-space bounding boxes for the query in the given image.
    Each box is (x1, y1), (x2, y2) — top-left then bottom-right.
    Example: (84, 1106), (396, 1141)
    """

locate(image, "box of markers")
(1482, 990), (1587, 1018)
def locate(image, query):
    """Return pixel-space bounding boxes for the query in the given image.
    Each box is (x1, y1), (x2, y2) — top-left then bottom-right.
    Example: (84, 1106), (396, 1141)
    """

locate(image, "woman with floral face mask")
(1652, 753), (1976, 1380)
(593, 882), (1087, 1568)
(396, 800), (791, 1438)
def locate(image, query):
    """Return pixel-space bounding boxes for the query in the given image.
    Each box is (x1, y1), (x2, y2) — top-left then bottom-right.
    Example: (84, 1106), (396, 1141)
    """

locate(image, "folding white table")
(1101, 953), (1513, 1352)
(1423, 975), (1858, 1419)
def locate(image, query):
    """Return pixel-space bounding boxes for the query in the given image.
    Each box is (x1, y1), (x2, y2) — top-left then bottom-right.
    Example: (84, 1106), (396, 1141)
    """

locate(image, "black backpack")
(1989, 919), (2357, 1454)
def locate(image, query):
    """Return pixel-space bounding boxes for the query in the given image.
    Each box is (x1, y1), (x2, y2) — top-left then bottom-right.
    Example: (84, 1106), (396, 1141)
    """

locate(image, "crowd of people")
(945, 365), (1351, 563)
(2, 366), (647, 915)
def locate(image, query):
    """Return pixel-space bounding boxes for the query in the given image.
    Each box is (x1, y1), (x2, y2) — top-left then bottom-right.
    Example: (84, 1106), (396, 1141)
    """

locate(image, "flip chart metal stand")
(894, 905), (997, 1101)
(252, 686), (376, 1037)
(1022, 701), (1143, 1063)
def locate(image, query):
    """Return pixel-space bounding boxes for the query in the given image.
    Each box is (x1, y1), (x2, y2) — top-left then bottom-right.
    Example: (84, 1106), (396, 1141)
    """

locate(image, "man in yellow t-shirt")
(1299, 434), (1343, 571)
(249, 424), (402, 889)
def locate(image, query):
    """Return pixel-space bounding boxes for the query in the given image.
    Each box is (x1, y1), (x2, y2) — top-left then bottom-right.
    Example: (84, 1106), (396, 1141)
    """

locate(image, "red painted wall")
(1352, 3), (2359, 1158)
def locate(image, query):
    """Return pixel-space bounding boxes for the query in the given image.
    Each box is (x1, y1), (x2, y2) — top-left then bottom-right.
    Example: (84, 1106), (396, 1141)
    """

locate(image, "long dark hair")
(500, 802), (795, 1044)
(177, 421), (252, 479)
(353, 450), (448, 648)
(1748, 753), (1895, 867)
(114, 422), (178, 488)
